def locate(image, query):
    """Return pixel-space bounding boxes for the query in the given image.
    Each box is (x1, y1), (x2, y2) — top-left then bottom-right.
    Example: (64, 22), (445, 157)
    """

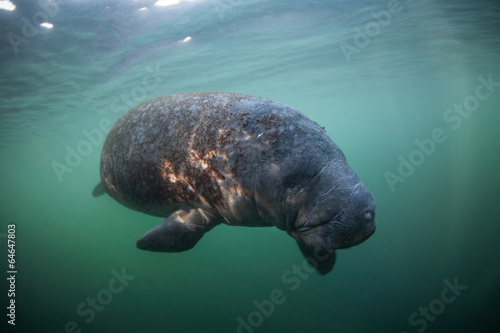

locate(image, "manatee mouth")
(333, 224), (371, 248)
(297, 213), (375, 250)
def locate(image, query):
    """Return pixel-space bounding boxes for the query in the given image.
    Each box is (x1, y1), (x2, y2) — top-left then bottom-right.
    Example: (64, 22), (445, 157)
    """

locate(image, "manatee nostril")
(363, 211), (374, 223)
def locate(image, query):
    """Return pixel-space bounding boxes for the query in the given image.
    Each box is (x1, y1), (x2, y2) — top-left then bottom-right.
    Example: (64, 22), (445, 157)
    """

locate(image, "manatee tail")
(136, 209), (217, 252)
(92, 182), (106, 197)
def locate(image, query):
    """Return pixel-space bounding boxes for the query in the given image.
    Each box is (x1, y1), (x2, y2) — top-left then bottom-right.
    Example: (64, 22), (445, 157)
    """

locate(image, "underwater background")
(1, 0), (499, 332)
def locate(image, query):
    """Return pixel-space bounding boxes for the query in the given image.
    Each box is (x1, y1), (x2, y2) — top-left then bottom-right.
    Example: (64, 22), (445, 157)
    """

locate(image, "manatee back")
(100, 93), (246, 217)
(99, 92), (342, 224)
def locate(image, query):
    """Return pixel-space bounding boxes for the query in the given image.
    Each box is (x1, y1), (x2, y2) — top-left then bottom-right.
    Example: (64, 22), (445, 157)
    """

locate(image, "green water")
(1, 0), (500, 332)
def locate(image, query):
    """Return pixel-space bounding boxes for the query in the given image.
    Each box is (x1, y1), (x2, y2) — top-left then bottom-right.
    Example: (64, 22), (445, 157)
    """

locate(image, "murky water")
(1, 0), (499, 332)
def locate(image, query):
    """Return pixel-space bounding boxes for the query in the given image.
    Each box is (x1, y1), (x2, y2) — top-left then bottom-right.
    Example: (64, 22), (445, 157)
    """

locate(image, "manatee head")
(287, 158), (376, 275)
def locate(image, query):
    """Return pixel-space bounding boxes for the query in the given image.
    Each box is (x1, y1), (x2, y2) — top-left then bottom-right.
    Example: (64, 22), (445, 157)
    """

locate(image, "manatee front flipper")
(136, 209), (217, 252)
(92, 182), (106, 197)
(296, 241), (337, 275)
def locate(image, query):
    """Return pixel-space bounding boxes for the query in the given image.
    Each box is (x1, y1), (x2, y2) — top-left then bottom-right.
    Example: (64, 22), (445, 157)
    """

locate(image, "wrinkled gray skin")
(97, 92), (375, 274)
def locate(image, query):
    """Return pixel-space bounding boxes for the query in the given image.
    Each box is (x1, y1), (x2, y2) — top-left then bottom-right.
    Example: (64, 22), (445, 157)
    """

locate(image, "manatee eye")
(363, 211), (374, 223)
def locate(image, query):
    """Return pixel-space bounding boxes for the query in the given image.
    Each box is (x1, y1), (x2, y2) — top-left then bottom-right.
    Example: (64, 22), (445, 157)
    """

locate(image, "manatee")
(96, 92), (375, 274)
(92, 182), (106, 197)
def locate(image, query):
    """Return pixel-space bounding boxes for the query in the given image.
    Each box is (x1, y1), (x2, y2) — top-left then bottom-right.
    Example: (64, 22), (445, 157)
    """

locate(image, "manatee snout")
(294, 159), (376, 247)
(297, 183), (375, 251)
(290, 164), (376, 274)
(332, 183), (376, 249)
